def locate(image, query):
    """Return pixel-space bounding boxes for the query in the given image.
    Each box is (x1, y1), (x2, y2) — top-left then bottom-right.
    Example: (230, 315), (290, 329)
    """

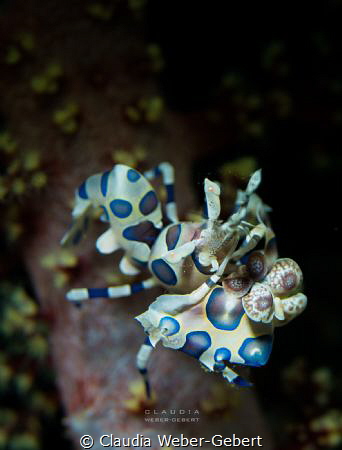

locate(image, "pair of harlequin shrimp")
(61, 162), (307, 394)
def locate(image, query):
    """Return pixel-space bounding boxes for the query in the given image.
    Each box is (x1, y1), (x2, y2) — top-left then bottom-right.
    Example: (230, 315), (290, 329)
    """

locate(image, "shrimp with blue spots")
(136, 240), (307, 391)
(61, 162), (179, 301)
(146, 169), (270, 295)
(62, 165), (270, 303)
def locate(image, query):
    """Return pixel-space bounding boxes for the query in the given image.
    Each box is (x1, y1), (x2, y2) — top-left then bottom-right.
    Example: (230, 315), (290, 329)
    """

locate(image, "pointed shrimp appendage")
(230, 223), (267, 264)
(60, 202), (92, 247)
(136, 290), (193, 348)
(242, 283), (275, 323)
(222, 266), (253, 298)
(274, 293), (308, 326)
(135, 313), (161, 347)
(246, 169), (262, 196)
(264, 258), (303, 298)
(198, 251), (218, 272)
(281, 293), (307, 320)
(140, 289), (202, 325)
(263, 227), (278, 268)
(204, 178), (221, 221)
(222, 173), (261, 235)
(246, 193), (267, 224)
(119, 255), (140, 275)
(164, 239), (201, 264)
(96, 228), (120, 254)
(136, 311), (184, 349)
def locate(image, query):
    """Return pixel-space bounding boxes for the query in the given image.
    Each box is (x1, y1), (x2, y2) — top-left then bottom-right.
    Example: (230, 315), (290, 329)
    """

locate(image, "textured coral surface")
(0, 1), (274, 448)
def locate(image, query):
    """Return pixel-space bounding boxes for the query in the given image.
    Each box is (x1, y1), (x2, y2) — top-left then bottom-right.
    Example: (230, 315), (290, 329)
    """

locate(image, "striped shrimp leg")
(144, 162), (179, 223)
(66, 277), (158, 305)
(136, 337), (154, 398)
(222, 366), (252, 387)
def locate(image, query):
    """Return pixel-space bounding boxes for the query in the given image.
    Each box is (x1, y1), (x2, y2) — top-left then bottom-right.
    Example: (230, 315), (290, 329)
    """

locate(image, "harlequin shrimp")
(61, 162), (178, 298)
(62, 162), (267, 303)
(136, 231), (307, 390)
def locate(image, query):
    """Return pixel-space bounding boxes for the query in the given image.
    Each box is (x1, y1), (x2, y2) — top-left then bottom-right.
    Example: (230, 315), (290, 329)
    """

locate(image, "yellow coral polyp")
(53, 103), (79, 134)
(3, 308), (27, 333)
(125, 105), (141, 123)
(146, 44), (164, 72)
(53, 272), (69, 288)
(112, 147), (147, 167)
(12, 287), (38, 316)
(139, 96), (164, 123)
(17, 32), (35, 52)
(200, 383), (240, 415)
(0, 178), (8, 200)
(59, 249), (78, 267)
(245, 121), (264, 138)
(8, 432), (40, 450)
(0, 362), (12, 388)
(31, 172), (47, 188)
(23, 151), (40, 171)
(41, 249), (77, 287)
(86, 3), (114, 20)
(311, 367), (332, 391)
(14, 373), (34, 394)
(12, 178), (26, 195)
(8, 159), (21, 175)
(134, 146), (147, 161)
(310, 409), (342, 447)
(30, 392), (53, 413)
(40, 254), (56, 269)
(45, 62), (63, 78)
(7, 222), (23, 241)
(112, 149), (134, 166)
(0, 430), (7, 448)
(53, 103), (78, 124)
(27, 335), (48, 360)
(220, 156), (258, 179)
(52, 110), (65, 124)
(0, 132), (18, 154)
(61, 120), (78, 134)
(31, 76), (49, 93)
(128, 0), (147, 14)
(123, 379), (156, 412)
(31, 63), (63, 94)
(5, 46), (21, 65)
(101, 269), (121, 284)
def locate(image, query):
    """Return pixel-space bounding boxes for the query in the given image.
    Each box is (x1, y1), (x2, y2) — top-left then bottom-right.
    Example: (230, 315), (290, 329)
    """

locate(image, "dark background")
(1, 1), (341, 449)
